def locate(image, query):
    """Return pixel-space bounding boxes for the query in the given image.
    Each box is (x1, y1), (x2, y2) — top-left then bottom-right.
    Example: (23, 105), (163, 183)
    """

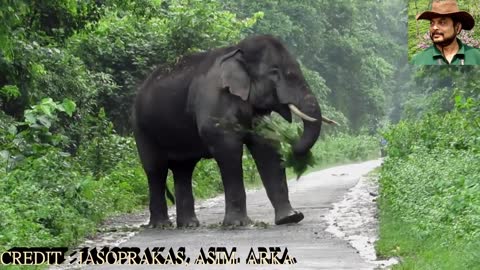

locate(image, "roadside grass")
(376, 104), (480, 269)
(377, 152), (480, 270)
(377, 209), (480, 270)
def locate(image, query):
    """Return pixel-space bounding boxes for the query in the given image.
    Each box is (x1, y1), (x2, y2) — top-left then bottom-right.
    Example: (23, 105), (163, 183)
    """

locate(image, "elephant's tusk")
(322, 116), (339, 125)
(288, 104), (317, 122)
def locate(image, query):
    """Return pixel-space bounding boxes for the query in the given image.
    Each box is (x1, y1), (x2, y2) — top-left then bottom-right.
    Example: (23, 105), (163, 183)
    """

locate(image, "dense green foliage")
(0, 101), (147, 248)
(408, 0), (480, 58)
(377, 68), (480, 268)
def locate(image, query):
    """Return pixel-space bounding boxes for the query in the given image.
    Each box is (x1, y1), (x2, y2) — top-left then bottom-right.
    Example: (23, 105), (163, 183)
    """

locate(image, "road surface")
(75, 159), (384, 270)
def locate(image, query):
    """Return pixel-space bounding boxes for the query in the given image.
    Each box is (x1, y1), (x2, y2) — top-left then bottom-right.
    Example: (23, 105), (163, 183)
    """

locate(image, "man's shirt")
(411, 39), (480, 65)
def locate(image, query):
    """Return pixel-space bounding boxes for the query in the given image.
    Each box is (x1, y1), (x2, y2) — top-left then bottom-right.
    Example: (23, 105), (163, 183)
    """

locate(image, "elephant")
(133, 35), (330, 228)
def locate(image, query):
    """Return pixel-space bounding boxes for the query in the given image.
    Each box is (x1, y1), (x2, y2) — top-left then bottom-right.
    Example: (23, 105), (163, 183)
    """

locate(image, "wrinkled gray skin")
(133, 35), (322, 228)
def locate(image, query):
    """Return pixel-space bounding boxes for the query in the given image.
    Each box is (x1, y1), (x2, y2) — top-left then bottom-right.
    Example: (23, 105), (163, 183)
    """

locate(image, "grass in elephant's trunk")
(253, 116), (317, 179)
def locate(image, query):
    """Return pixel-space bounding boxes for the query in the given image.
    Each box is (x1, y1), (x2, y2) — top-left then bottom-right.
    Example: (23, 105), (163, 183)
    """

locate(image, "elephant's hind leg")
(134, 131), (171, 228)
(145, 168), (172, 228)
(247, 137), (304, 225)
(170, 159), (200, 228)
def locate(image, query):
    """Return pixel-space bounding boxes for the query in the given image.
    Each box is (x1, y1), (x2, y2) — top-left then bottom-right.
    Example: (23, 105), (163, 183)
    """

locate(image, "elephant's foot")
(177, 216), (200, 228)
(223, 214), (252, 226)
(142, 217), (173, 228)
(275, 209), (304, 225)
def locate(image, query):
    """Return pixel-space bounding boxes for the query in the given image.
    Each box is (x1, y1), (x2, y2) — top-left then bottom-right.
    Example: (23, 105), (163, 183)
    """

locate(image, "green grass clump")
(254, 117), (317, 178)
(254, 116), (380, 178)
(377, 208), (480, 270)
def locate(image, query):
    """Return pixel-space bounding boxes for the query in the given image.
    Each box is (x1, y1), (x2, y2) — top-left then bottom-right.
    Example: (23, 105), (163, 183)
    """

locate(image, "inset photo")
(409, 0), (480, 65)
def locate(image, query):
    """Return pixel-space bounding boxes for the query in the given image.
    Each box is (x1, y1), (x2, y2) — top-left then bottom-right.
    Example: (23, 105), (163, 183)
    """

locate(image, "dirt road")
(72, 159), (385, 270)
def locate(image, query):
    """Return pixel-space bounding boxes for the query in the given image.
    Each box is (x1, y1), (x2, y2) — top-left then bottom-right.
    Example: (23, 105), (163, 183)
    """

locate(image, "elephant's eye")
(268, 68), (280, 82)
(286, 71), (298, 81)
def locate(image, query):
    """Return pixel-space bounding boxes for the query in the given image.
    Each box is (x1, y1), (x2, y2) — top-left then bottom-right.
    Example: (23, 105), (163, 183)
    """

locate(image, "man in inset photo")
(411, 0), (480, 65)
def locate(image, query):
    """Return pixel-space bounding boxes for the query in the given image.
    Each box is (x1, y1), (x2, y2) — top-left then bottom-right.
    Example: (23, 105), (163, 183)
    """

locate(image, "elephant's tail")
(166, 187), (175, 205)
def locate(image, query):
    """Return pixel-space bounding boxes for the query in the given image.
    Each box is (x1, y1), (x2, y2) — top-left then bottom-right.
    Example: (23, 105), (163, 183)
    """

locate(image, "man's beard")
(430, 31), (457, 47)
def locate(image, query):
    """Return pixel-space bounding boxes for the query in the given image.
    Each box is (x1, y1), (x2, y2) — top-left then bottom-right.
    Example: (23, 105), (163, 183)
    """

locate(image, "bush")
(0, 149), (148, 250)
(0, 99), (148, 250)
(383, 111), (479, 159)
(381, 150), (480, 240)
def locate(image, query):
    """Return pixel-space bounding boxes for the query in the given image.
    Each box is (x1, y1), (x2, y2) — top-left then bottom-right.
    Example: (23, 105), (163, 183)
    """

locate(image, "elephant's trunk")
(290, 93), (322, 156)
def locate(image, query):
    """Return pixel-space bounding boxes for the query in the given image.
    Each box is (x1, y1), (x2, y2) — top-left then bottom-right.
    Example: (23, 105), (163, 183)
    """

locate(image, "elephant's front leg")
(207, 136), (251, 226)
(247, 136), (304, 225)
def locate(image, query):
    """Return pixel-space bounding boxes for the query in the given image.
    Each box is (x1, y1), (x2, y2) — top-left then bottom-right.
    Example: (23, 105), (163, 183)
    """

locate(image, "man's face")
(429, 17), (459, 46)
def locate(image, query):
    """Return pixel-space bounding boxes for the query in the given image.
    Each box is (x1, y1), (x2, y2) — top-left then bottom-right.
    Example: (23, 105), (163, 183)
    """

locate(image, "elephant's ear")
(220, 49), (250, 101)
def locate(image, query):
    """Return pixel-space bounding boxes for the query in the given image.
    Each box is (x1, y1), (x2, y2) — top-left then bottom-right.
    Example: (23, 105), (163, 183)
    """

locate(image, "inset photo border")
(408, 0), (480, 65)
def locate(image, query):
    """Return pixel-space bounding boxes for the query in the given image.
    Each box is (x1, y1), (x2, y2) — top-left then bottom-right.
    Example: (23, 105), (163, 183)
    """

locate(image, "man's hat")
(416, 0), (475, 30)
